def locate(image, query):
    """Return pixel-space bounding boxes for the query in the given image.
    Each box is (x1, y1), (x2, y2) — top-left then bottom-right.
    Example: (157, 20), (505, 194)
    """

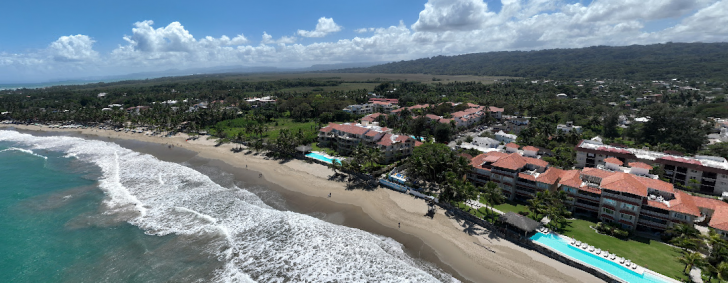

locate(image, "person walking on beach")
(398, 222), (400, 228)
(259, 173), (262, 178)
(328, 193), (331, 198)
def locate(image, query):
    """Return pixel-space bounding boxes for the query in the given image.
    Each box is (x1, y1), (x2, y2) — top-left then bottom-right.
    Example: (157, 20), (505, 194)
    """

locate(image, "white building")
(557, 121), (583, 134)
(495, 130), (516, 143)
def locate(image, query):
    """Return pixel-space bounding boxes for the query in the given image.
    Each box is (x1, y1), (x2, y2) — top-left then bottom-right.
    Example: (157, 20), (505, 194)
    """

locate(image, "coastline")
(1, 124), (601, 283)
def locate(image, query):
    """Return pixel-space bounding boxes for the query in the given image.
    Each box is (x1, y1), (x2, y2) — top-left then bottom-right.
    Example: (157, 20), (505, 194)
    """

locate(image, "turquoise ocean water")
(0, 131), (455, 283)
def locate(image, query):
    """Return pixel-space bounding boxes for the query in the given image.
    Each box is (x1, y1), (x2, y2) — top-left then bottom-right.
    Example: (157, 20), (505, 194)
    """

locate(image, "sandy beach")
(1, 124), (602, 283)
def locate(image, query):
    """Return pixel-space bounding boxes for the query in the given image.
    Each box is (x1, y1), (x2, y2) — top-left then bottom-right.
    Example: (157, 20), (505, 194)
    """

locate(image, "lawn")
(311, 144), (336, 156)
(560, 218), (687, 281)
(486, 199), (529, 215)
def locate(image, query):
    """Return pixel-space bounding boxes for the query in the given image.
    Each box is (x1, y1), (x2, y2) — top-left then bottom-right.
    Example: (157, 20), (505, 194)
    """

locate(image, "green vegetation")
(489, 200), (529, 215)
(561, 218), (686, 280)
(340, 42), (728, 81)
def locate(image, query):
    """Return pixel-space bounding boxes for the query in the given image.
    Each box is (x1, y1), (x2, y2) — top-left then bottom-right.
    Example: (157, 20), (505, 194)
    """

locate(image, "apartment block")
(576, 139), (728, 195)
(468, 147), (728, 233)
(318, 122), (421, 163)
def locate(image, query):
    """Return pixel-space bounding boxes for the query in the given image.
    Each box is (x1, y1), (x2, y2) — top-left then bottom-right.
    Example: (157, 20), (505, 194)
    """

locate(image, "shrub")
(595, 222), (630, 239)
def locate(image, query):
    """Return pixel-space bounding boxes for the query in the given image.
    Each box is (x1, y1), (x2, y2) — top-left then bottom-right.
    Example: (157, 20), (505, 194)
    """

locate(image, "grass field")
(484, 199), (530, 215)
(277, 82), (381, 92)
(560, 218), (686, 280)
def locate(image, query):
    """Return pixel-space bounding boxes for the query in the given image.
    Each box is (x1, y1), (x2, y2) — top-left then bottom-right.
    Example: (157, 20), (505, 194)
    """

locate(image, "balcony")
(638, 218), (667, 229)
(640, 209), (670, 218)
(515, 189), (535, 196)
(575, 202), (599, 211)
(576, 192), (601, 202)
(602, 191), (642, 204)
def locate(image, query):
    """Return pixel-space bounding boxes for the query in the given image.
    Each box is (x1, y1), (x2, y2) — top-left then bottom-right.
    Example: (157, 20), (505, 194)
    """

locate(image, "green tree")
(479, 181), (505, 219)
(677, 251), (703, 274)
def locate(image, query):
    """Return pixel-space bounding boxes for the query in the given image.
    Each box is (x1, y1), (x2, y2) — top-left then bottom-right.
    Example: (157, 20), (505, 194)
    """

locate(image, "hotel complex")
(576, 139), (728, 195)
(317, 122), (421, 163)
(467, 143), (728, 237)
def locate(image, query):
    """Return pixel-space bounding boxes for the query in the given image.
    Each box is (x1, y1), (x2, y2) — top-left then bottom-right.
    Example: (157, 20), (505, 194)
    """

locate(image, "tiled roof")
(492, 153), (528, 170)
(466, 103), (480, 108)
(559, 170), (583, 188)
(635, 176), (674, 193)
(629, 162), (653, 170)
(658, 155), (702, 166)
(365, 131), (379, 137)
(522, 146), (539, 152)
(524, 157), (548, 167)
(320, 123), (337, 133)
(604, 157), (623, 165)
(376, 134), (412, 146)
(537, 167), (565, 185)
(361, 113), (383, 122)
(439, 118), (454, 124)
(597, 146), (631, 155)
(579, 185), (602, 195)
(600, 173), (648, 196)
(414, 141), (424, 147)
(425, 114), (441, 120)
(518, 173), (537, 181)
(505, 143), (519, 148)
(669, 191), (701, 217)
(581, 167), (617, 179)
(692, 196), (728, 211)
(470, 152), (508, 168)
(336, 124), (370, 135)
(489, 106), (504, 112)
(710, 206), (728, 231)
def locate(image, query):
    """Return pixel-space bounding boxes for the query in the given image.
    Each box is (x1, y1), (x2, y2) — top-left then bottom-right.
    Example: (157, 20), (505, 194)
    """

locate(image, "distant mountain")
(333, 42), (728, 81)
(0, 62), (385, 89)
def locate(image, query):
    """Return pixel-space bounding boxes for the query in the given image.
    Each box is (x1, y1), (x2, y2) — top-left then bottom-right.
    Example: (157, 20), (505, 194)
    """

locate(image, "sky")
(1, 0), (727, 83)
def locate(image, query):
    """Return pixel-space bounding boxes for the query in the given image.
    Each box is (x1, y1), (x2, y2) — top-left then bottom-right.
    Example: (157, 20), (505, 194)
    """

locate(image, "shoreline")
(1, 124), (601, 283)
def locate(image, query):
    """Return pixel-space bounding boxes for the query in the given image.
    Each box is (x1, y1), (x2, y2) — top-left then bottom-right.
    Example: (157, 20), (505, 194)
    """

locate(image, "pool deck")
(532, 233), (680, 283)
(305, 151), (344, 164)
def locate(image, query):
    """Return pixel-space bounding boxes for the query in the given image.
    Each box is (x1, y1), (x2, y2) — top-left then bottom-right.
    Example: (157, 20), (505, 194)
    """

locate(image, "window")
(621, 203), (636, 211)
(673, 213), (687, 220)
(620, 213), (634, 221)
(603, 198), (617, 206)
(563, 187), (577, 194)
(691, 170), (699, 173)
(602, 207), (614, 215)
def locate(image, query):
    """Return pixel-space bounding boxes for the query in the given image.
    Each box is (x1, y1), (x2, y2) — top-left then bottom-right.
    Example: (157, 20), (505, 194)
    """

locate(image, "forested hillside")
(336, 42), (728, 81)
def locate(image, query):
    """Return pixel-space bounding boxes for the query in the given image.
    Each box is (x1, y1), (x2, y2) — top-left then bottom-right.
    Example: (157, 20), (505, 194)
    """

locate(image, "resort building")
(495, 130), (517, 143)
(343, 103), (375, 115)
(557, 121), (583, 134)
(466, 146), (728, 233)
(245, 96), (277, 108)
(575, 139), (728, 195)
(318, 122), (421, 163)
(488, 106), (504, 120)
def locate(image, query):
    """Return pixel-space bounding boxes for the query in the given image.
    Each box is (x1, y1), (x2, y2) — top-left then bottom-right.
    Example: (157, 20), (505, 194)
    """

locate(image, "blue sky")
(1, 0), (726, 83)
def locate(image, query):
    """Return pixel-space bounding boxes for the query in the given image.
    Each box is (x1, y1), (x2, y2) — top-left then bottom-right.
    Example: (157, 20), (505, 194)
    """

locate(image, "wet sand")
(2, 124), (602, 283)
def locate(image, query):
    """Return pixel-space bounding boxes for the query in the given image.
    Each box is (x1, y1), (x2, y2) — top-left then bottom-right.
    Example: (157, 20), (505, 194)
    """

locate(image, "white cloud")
(3, 0), (728, 83)
(297, 17), (342, 37)
(49, 34), (99, 62)
(355, 28), (375, 33)
(411, 0), (496, 31)
(261, 32), (297, 44)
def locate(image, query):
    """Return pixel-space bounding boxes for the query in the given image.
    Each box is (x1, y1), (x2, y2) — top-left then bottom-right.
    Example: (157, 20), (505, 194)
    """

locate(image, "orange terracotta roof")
(361, 113), (384, 122)
(629, 162), (653, 170)
(522, 146), (539, 152)
(692, 196), (728, 211)
(669, 191), (701, 217)
(505, 143), (519, 148)
(471, 152), (508, 168)
(489, 106), (504, 112)
(365, 131), (380, 137)
(581, 167), (617, 179)
(537, 167), (565, 185)
(492, 153), (528, 171)
(579, 185), (602, 195)
(646, 200), (669, 210)
(710, 206), (728, 231)
(525, 157), (548, 168)
(604, 157), (623, 166)
(414, 141), (424, 147)
(320, 123), (337, 133)
(600, 173), (648, 196)
(518, 173), (537, 181)
(559, 170), (583, 188)
(635, 177), (674, 193)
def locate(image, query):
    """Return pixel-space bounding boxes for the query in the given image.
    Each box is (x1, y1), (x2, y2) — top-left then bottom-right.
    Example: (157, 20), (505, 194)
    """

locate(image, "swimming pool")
(306, 152), (342, 164)
(530, 233), (669, 283)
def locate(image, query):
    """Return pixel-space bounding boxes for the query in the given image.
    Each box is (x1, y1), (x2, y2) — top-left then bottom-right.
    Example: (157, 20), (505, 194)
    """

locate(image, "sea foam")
(0, 130), (456, 283)
(0, 147), (48, 159)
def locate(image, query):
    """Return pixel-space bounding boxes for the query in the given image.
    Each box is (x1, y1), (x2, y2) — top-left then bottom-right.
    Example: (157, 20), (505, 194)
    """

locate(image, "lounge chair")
(589, 246), (595, 252)
(625, 260), (632, 267)
(632, 264), (638, 270)
(582, 244), (587, 250)
(603, 252), (609, 258)
(619, 258), (625, 264)
(595, 249), (601, 255)
(610, 254), (616, 260)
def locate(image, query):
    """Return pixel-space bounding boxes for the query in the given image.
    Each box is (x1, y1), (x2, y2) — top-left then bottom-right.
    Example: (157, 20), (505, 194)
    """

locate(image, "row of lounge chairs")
(569, 239), (638, 270)
(537, 227), (550, 234)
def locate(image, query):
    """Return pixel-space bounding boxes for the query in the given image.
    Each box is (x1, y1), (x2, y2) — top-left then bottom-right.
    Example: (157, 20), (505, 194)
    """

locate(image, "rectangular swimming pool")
(530, 233), (669, 283)
(306, 152), (342, 164)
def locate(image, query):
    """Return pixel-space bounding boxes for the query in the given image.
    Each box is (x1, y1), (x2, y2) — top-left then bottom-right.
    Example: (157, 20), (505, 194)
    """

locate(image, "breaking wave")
(0, 147), (48, 159)
(0, 130), (456, 283)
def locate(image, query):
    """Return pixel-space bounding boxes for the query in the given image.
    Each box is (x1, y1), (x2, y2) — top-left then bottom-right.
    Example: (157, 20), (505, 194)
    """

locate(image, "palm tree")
(678, 251), (703, 273)
(479, 181), (505, 220)
(717, 262), (728, 281)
